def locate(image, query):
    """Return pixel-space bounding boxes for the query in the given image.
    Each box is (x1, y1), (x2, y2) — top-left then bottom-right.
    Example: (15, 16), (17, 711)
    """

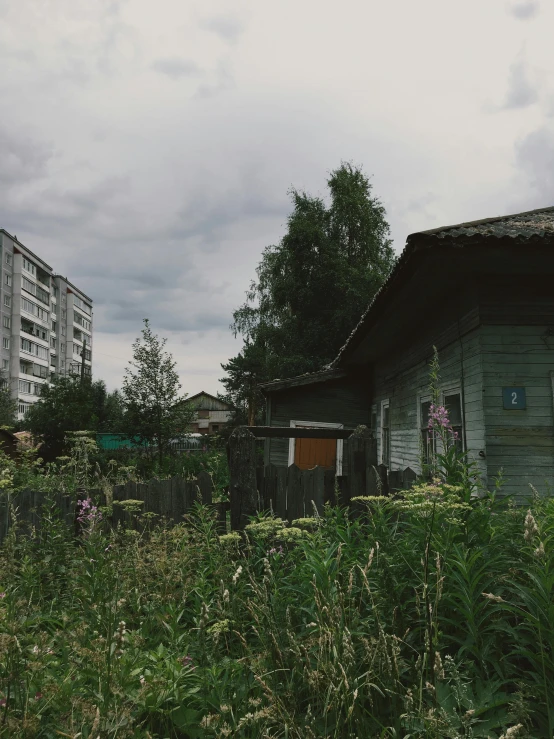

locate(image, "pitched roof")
(334, 205), (554, 366)
(184, 391), (233, 409)
(413, 205), (554, 241)
(260, 368), (347, 394)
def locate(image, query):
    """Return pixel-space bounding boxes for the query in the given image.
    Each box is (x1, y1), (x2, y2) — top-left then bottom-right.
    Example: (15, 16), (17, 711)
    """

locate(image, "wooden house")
(261, 207), (554, 500)
(185, 392), (233, 435)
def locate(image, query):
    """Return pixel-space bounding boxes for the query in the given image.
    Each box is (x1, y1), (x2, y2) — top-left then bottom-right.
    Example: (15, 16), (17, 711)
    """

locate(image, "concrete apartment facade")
(0, 230), (93, 420)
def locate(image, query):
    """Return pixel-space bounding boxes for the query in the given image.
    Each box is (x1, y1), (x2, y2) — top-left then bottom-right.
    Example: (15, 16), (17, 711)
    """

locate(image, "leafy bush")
(0, 482), (553, 738)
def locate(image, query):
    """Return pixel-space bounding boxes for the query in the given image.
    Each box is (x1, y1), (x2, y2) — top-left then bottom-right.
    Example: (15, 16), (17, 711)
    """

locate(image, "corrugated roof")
(333, 205), (554, 365)
(415, 205), (554, 240)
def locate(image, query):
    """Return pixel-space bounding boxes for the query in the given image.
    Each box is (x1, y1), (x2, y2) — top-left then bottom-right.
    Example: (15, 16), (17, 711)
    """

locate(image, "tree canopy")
(221, 162), (395, 422)
(24, 375), (124, 457)
(121, 319), (194, 464)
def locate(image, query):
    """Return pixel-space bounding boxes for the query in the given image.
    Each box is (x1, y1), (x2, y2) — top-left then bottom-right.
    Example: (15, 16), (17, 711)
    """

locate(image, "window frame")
(5, 274), (11, 287)
(441, 384), (465, 453)
(3, 295), (10, 308)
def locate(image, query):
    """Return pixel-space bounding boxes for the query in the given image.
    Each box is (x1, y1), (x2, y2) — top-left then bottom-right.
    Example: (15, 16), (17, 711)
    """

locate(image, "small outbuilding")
(262, 206), (554, 500)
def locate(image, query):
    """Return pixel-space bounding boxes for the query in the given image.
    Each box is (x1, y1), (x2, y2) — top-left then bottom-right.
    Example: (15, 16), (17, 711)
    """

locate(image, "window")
(5, 252), (12, 266)
(22, 257), (36, 276)
(380, 400), (390, 467)
(18, 403), (29, 417)
(74, 312), (92, 331)
(19, 379), (32, 394)
(20, 362), (28, 374)
(61, 343), (65, 354)
(22, 276), (49, 305)
(2, 316), (10, 329)
(2, 337), (9, 350)
(33, 363), (47, 379)
(50, 337), (57, 349)
(2, 359), (9, 370)
(444, 391), (464, 453)
(61, 325), (66, 336)
(212, 424), (219, 432)
(61, 294), (66, 305)
(22, 297), (48, 322)
(51, 300), (56, 314)
(5, 274), (11, 287)
(62, 309), (66, 320)
(3, 295), (10, 308)
(73, 295), (91, 315)
(20, 337), (47, 359)
(73, 328), (82, 342)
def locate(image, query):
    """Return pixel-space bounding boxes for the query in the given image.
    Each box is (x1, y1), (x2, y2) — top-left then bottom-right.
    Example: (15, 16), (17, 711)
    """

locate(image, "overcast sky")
(1, 0), (553, 395)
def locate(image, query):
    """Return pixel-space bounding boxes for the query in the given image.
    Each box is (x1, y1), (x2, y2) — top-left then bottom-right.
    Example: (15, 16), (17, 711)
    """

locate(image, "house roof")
(184, 391), (233, 409)
(333, 205), (554, 366)
(260, 368), (348, 394)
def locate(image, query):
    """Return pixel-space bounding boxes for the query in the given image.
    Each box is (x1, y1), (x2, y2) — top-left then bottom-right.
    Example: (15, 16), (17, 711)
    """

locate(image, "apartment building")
(0, 230), (93, 420)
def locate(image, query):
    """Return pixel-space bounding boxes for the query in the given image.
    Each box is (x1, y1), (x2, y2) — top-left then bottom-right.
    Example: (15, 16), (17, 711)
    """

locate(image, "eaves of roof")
(333, 205), (554, 366)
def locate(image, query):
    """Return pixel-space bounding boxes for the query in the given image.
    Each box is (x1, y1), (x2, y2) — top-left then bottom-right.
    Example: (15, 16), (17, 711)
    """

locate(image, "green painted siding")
(481, 324), (554, 501)
(372, 325), (486, 479)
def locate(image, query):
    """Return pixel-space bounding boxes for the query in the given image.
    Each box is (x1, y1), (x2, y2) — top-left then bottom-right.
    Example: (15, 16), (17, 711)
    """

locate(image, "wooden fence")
(0, 425), (421, 542)
(0, 471), (226, 545)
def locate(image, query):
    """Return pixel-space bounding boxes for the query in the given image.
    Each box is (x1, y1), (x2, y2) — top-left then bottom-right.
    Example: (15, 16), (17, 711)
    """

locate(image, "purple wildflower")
(0, 593), (6, 599)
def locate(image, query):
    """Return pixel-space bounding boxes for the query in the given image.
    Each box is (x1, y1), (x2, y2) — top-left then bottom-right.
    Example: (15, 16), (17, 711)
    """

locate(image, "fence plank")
(347, 425), (374, 501)
(228, 427), (258, 530)
(301, 468), (314, 519)
(403, 467), (418, 490)
(275, 466), (287, 521)
(312, 466), (325, 515)
(263, 465), (277, 512)
(287, 464), (303, 523)
(388, 470), (403, 493)
(171, 477), (187, 523)
(377, 465), (389, 496)
(197, 470), (213, 506)
(324, 470), (336, 506)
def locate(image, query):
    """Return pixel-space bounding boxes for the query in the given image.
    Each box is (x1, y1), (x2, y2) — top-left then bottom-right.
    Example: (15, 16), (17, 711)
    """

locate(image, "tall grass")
(0, 476), (552, 738)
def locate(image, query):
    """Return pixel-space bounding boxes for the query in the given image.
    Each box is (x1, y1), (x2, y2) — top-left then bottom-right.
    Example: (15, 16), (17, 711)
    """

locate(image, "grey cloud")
(193, 59), (234, 99)
(151, 57), (202, 79)
(503, 58), (538, 109)
(200, 15), (244, 44)
(515, 125), (554, 198)
(0, 126), (52, 187)
(509, 1), (540, 19)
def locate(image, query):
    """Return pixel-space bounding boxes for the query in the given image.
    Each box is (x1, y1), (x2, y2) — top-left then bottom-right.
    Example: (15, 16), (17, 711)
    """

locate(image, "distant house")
(185, 392), (233, 435)
(262, 207), (554, 500)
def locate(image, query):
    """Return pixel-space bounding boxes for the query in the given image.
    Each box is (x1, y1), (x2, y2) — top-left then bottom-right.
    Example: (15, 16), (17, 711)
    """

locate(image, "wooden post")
(287, 464), (303, 523)
(275, 466), (287, 521)
(347, 425), (373, 501)
(228, 426), (258, 530)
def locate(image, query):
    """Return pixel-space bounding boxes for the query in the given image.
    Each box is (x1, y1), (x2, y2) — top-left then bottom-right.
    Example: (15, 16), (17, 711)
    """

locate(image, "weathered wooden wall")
(480, 324), (554, 500)
(265, 377), (371, 470)
(371, 310), (486, 479)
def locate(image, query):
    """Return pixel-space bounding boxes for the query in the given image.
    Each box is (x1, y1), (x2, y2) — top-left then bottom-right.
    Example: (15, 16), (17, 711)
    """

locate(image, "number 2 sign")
(502, 387), (526, 410)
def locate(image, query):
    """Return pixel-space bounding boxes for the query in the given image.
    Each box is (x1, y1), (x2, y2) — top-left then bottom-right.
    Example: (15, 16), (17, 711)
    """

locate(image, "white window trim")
(380, 399), (390, 465)
(441, 384), (465, 452)
(287, 420), (344, 475)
